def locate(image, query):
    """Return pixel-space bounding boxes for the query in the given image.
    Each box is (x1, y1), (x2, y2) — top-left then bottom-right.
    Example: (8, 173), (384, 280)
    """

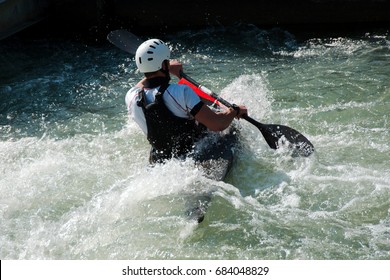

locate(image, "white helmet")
(135, 39), (170, 73)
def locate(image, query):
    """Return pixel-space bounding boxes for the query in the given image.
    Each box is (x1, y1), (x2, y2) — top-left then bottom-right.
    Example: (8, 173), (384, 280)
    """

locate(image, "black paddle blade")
(107, 30), (143, 55)
(244, 116), (314, 157)
(262, 123), (314, 157)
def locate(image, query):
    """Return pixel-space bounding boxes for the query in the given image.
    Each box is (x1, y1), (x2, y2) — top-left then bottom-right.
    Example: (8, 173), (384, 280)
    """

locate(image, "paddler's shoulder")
(170, 83), (199, 95)
(125, 86), (143, 106)
(126, 85), (143, 97)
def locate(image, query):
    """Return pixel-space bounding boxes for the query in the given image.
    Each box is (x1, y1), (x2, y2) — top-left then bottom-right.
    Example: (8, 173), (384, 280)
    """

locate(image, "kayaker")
(125, 38), (247, 163)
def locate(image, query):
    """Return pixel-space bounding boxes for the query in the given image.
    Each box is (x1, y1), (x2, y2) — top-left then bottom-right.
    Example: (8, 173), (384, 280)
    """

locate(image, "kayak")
(194, 127), (238, 181)
(185, 126), (239, 223)
(178, 76), (239, 222)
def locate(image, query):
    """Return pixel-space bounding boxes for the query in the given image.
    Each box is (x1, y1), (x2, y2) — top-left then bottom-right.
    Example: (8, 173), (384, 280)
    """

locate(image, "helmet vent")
(149, 45), (156, 49)
(147, 51), (153, 54)
(148, 58), (153, 61)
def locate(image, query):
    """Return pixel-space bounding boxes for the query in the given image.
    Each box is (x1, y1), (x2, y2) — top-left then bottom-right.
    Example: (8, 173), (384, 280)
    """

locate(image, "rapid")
(1, 25), (389, 259)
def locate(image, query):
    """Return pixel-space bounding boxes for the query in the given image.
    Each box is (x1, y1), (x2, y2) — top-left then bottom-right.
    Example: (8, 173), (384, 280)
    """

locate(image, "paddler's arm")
(169, 60), (248, 131)
(195, 103), (247, 132)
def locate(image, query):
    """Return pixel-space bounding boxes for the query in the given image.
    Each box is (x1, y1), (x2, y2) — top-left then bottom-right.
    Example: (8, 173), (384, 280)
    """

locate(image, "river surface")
(1, 25), (389, 259)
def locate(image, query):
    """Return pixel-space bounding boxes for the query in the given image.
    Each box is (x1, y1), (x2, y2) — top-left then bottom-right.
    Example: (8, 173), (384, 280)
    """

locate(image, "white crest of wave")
(220, 73), (273, 120)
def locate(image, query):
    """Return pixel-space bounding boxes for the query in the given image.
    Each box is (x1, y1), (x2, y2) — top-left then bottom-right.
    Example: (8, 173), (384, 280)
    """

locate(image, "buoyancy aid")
(137, 82), (206, 163)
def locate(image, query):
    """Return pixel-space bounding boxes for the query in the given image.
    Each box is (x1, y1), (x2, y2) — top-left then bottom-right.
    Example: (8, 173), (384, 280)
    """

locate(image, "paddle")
(107, 30), (315, 157)
(107, 29), (143, 54)
(179, 72), (315, 157)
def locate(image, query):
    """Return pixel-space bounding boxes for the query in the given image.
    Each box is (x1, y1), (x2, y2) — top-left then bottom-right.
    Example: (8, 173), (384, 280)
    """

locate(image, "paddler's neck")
(138, 71), (171, 89)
